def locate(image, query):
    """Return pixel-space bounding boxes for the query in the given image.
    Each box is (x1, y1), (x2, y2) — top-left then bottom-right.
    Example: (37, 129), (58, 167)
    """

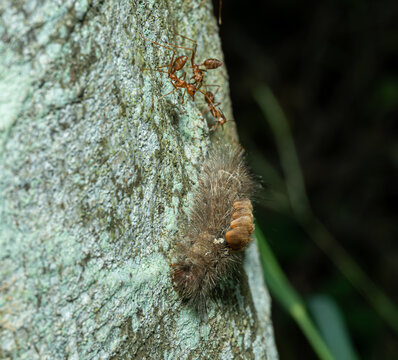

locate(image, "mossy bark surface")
(0, 0), (278, 358)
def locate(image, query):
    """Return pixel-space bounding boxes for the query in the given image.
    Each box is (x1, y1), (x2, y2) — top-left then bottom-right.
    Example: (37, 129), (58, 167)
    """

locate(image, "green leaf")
(308, 295), (360, 360)
(253, 85), (398, 336)
(255, 224), (335, 360)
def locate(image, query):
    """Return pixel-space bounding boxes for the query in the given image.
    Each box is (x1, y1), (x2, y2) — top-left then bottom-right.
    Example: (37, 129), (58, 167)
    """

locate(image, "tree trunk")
(0, 0), (278, 358)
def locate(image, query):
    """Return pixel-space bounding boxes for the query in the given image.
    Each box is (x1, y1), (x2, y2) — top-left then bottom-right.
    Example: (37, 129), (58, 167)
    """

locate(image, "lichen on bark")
(0, 0), (278, 359)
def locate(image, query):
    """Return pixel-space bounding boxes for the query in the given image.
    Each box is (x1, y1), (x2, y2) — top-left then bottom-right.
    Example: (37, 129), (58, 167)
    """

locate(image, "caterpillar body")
(172, 143), (255, 308)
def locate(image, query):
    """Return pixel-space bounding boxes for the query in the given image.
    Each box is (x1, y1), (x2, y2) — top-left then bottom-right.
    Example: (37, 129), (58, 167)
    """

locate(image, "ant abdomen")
(201, 59), (223, 70)
(172, 55), (189, 72)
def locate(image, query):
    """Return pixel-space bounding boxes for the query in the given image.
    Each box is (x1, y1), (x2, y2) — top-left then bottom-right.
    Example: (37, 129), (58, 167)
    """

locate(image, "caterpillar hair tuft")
(171, 143), (256, 309)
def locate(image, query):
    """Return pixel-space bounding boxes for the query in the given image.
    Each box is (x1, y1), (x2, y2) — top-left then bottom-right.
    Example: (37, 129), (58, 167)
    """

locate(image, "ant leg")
(140, 33), (190, 77)
(162, 40), (195, 54)
(139, 32), (176, 53)
(165, 31), (197, 50)
(140, 68), (169, 74)
(147, 32), (196, 66)
(177, 35), (197, 66)
(145, 63), (175, 72)
(210, 123), (218, 131)
(171, 32), (198, 51)
(183, 89), (191, 105)
(202, 84), (221, 96)
(203, 102), (220, 115)
(172, 32), (196, 43)
(210, 102), (221, 108)
(210, 117), (225, 131)
(198, 88), (217, 105)
(181, 89), (186, 104)
(154, 64), (171, 69)
(157, 87), (179, 102)
(139, 32), (177, 73)
(167, 32), (198, 67)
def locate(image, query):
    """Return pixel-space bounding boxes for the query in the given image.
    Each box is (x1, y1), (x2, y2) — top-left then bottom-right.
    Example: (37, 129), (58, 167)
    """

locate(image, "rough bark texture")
(0, 0), (278, 359)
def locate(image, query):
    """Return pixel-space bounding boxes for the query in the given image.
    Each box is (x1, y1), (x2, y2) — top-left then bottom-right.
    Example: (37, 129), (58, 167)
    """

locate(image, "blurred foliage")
(256, 225), (335, 360)
(309, 295), (359, 360)
(217, 0), (398, 359)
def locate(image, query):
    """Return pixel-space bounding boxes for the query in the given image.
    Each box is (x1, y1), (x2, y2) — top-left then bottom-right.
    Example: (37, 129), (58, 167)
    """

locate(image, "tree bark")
(0, 0), (278, 358)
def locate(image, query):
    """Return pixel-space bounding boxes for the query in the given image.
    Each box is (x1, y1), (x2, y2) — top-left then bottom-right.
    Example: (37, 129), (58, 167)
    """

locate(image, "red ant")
(170, 33), (222, 86)
(139, 32), (198, 103)
(207, 97), (227, 130)
(140, 32), (226, 130)
(199, 85), (227, 130)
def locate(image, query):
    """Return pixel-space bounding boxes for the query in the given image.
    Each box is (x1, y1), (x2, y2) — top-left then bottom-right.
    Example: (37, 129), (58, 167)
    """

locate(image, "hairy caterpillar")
(172, 143), (255, 308)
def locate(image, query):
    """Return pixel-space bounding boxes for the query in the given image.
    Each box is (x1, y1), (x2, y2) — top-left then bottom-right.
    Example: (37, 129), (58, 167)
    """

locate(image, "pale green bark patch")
(0, 0), (278, 359)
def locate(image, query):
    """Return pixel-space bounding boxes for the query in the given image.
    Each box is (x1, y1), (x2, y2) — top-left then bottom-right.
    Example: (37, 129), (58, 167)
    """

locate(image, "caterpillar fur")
(171, 143), (255, 309)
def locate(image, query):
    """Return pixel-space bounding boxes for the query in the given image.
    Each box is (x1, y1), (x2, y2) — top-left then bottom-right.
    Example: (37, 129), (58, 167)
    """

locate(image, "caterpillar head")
(172, 259), (207, 304)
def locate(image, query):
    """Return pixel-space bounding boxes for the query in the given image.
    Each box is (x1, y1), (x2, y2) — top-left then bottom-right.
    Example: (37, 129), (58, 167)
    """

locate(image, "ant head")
(172, 259), (204, 301)
(219, 113), (227, 128)
(186, 84), (197, 99)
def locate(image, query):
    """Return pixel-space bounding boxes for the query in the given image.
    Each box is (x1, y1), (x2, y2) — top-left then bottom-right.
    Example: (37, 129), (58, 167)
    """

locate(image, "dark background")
(216, 0), (398, 359)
